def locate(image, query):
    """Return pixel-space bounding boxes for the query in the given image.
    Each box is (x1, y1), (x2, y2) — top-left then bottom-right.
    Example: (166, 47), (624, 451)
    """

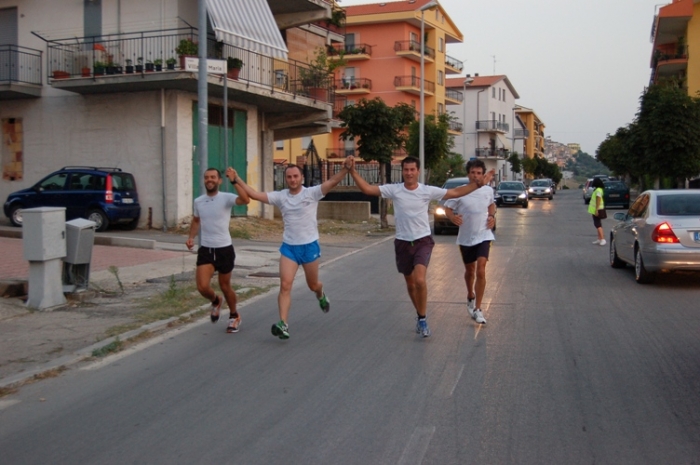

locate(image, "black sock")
(230, 311), (239, 319)
(418, 315), (426, 320)
(212, 296), (220, 306)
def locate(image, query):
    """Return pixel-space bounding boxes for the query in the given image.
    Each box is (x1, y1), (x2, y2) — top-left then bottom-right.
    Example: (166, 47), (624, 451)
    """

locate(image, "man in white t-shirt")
(186, 167), (249, 334)
(235, 162), (351, 340)
(444, 159), (496, 325)
(347, 156), (493, 337)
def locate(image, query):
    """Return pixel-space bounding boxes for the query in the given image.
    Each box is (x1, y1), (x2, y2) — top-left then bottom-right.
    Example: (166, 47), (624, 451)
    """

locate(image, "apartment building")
(278, 0), (465, 166)
(0, 0), (340, 226)
(515, 105), (546, 162)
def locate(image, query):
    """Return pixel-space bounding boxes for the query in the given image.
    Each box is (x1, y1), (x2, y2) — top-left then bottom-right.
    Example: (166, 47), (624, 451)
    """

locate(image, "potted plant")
(165, 57), (177, 70)
(135, 57), (144, 73)
(176, 38), (198, 69)
(153, 59), (163, 72)
(300, 47), (346, 101)
(106, 61), (122, 75)
(93, 61), (107, 76)
(52, 70), (70, 79)
(145, 60), (154, 72)
(227, 57), (243, 79)
(81, 67), (91, 77)
(125, 59), (134, 74)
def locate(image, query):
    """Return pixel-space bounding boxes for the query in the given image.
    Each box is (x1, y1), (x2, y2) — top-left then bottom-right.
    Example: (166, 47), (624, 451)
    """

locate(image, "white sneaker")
(473, 309), (487, 325)
(599, 239), (607, 246)
(467, 298), (475, 317)
(592, 239), (600, 244)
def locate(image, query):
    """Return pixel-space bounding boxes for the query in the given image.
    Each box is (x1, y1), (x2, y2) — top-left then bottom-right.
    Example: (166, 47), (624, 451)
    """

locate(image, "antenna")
(492, 55), (497, 74)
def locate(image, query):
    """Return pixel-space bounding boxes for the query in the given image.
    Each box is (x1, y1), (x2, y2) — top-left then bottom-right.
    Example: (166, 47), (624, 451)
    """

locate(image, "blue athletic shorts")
(280, 240), (321, 265)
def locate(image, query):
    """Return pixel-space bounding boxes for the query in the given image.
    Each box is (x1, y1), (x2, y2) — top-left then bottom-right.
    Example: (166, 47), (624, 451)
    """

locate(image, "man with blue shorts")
(235, 162), (350, 339)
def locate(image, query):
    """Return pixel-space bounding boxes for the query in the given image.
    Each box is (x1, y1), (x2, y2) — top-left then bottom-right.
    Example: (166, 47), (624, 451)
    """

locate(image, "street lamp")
(462, 75), (474, 162)
(419, 0), (438, 184)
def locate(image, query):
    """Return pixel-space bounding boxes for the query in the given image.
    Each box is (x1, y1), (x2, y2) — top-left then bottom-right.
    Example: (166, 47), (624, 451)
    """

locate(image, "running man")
(235, 162), (351, 340)
(186, 167), (250, 333)
(444, 159), (496, 325)
(346, 156), (493, 337)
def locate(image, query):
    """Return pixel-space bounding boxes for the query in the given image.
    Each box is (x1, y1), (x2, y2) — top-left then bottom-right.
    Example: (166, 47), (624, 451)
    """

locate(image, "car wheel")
(8, 204), (23, 227)
(122, 217), (139, 231)
(434, 225), (442, 235)
(634, 246), (655, 284)
(584, 198), (588, 205)
(609, 236), (626, 269)
(522, 202), (528, 209)
(548, 196), (553, 200)
(88, 209), (110, 232)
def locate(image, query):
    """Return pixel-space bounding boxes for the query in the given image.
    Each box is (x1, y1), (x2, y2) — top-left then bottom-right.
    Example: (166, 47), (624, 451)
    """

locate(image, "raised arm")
(320, 164), (350, 196)
(443, 169), (495, 200)
(225, 167), (250, 205)
(229, 170), (270, 204)
(346, 156), (381, 197)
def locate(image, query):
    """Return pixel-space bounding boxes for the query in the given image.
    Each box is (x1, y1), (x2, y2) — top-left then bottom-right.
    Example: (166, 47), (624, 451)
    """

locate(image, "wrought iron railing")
(476, 120), (509, 132)
(335, 77), (371, 90)
(445, 54), (463, 71)
(274, 160), (404, 189)
(514, 128), (529, 139)
(394, 75), (435, 93)
(329, 43), (372, 56)
(332, 94), (347, 119)
(0, 45), (42, 85)
(448, 120), (463, 132)
(393, 40), (435, 59)
(475, 148), (507, 159)
(445, 89), (463, 102)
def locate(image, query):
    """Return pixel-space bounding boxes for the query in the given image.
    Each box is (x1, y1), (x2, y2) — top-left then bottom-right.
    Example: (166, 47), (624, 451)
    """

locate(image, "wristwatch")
(230, 177), (237, 185)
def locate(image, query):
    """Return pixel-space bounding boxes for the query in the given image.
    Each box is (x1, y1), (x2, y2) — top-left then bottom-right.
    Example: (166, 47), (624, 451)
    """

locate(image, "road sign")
(184, 57), (226, 75)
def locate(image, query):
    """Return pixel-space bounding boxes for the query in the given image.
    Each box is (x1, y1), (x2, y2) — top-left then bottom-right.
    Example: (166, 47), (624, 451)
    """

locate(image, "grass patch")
(0, 386), (18, 398)
(91, 338), (123, 358)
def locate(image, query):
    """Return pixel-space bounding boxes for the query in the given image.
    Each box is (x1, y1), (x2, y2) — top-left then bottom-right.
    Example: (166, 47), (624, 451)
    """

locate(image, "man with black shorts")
(234, 162), (350, 340)
(444, 159), (496, 325)
(347, 156), (493, 337)
(186, 167), (249, 333)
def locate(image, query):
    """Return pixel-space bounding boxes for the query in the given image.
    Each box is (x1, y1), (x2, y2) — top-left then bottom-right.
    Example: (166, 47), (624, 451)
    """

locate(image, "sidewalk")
(0, 222), (392, 389)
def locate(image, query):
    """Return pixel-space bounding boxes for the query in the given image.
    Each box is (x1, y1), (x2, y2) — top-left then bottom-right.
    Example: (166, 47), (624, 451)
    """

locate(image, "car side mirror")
(613, 212), (627, 221)
(33, 186), (43, 193)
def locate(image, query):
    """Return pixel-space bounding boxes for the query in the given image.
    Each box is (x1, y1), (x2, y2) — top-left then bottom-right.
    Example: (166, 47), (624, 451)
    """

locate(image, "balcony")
(653, 49), (688, 83)
(0, 45), (43, 99)
(514, 128), (529, 139)
(45, 28), (333, 115)
(444, 54), (463, 74)
(331, 93), (347, 121)
(445, 89), (463, 104)
(394, 40), (435, 63)
(447, 120), (463, 134)
(394, 75), (434, 96)
(475, 148), (508, 159)
(476, 119), (509, 133)
(334, 77), (371, 94)
(328, 43), (372, 61)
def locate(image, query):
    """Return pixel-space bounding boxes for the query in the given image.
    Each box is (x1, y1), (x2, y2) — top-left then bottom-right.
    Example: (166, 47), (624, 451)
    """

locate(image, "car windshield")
(531, 180), (549, 187)
(656, 194), (700, 216)
(499, 183), (524, 190)
(442, 179), (469, 189)
(111, 173), (136, 191)
(604, 182), (626, 190)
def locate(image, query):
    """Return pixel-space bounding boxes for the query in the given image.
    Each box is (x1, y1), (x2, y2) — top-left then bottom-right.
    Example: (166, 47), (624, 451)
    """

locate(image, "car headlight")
(494, 193), (501, 199)
(435, 207), (446, 216)
(518, 193), (527, 199)
(544, 188), (551, 193)
(528, 188), (534, 193)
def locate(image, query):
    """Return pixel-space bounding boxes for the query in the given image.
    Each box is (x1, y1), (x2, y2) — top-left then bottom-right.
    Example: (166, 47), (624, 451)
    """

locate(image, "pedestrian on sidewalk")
(186, 167), (250, 334)
(346, 156), (493, 337)
(588, 177), (607, 246)
(234, 162), (351, 340)
(444, 159), (496, 325)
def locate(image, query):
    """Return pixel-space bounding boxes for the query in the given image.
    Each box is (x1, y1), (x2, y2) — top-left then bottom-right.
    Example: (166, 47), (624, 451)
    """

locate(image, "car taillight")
(105, 174), (113, 203)
(652, 222), (679, 243)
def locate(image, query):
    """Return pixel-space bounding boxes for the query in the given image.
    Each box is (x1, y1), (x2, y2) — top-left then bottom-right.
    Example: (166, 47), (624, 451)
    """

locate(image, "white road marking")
(398, 426), (436, 465)
(0, 399), (21, 410)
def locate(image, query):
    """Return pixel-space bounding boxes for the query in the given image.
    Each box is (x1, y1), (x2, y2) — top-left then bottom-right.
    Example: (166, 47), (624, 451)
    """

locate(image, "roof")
(346, 0), (440, 15)
(445, 75), (520, 99)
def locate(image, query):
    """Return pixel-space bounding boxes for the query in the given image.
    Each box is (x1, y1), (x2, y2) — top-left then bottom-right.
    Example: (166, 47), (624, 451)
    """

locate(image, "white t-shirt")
(193, 192), (239, 248)
(379, 183), (447, 241)
(267, 185), (325, 245)
(443, 185), (495, 247)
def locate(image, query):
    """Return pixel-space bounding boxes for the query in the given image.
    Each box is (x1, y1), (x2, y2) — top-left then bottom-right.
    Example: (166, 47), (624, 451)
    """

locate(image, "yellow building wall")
(686, 5), (700, 96)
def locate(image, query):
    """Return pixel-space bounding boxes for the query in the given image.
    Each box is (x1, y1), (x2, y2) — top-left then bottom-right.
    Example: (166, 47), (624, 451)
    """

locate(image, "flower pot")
(227, 68), (240, 80)
(135, 65), (143, 73)
(145, 63), (154, 72)
(52, 70), (70, 79)
(81, 67), (91, 77)
(93, 66), (105, 76)
(155, 64), (162, 72)
(308, 87), (327, 101)
(167, 63), (175, 70)
(179, 55), (196, 70)
(125, 65), (134, 74)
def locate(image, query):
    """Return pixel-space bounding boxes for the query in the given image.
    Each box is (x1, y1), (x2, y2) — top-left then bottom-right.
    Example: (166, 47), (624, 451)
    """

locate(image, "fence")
(0, 45), (42, 85)
(273, 161), (404, 190)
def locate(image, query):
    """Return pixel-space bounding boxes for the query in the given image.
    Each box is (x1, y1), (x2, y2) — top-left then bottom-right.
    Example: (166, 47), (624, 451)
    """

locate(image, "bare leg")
(218, 272), (238, 317)
(301, 259), (323, 298)
(464, 261), (476, 301)
(195, 264), (217, 302)
(278, 256), (300, 323)
(597, 226), (604, 241)
(404, 264), (428, 317)
(474, 257), (488, 309)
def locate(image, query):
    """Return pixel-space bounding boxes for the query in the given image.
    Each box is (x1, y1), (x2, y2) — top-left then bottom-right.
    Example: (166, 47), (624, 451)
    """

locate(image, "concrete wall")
(274, 201), (370, 221)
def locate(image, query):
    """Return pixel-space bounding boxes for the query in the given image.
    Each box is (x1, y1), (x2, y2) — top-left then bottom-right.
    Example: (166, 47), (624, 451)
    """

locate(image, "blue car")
(3, 166), (140, 232)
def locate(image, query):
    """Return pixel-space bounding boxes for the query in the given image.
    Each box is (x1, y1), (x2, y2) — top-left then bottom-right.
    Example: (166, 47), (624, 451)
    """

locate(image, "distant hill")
(564, 152), (610, 180)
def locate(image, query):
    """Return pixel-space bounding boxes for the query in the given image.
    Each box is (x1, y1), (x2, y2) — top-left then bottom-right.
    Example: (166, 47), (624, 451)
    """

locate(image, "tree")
(428, 152), (466, 186)
(405, 112), (454, 183)
(507, 151), (522, 176)
(596, 124), (643, 186)
(338, 98), (416, 227)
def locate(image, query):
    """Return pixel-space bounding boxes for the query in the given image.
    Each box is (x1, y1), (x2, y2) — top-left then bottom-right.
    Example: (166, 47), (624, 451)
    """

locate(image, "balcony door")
(0, 7), (18, 82)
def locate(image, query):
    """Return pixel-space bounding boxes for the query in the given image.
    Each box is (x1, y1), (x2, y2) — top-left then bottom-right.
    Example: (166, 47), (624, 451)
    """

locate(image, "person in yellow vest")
(588, 177), (606, 246)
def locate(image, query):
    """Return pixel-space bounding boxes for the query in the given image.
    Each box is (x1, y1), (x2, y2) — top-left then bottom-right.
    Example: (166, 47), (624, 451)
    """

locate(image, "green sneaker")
(318, 292), (330, 313)
(271, 320), (290, 340)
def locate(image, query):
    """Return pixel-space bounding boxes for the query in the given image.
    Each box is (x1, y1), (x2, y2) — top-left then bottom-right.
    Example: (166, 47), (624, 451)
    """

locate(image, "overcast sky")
(340, 0), (663, 155)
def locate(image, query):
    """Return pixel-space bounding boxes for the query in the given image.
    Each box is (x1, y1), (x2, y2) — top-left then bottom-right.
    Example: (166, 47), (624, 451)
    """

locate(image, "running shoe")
(210, 296), (222, 323)
(226, 316), (241, 333)
(599, 239), (607, 246)
(592, 239), (600, 245)
(271, 320), (290, 340)
(467, 298), (475, 317)
(318, 292), (330, 313)
(415, 317), (431, 337)
(473, 309), (487, 325)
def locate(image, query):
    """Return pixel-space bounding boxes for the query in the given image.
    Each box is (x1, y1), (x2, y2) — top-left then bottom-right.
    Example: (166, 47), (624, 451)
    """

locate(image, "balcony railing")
(45, 27), (334, 100)
(514, 128), (529, 139)
(394, 75), (435, 93)
(448, 120), (463, 132)
(335, 77), (371, 90)
(476, 119), (509, 132)
(332, 94), (347, 119)
(445, 89), (463, 102)
(475, 148), (508, 159)
(393, 40), (435, 59)
(0, 45), (42, 85)
(328, 43), (372, 57)
(445, 54), (463, 71)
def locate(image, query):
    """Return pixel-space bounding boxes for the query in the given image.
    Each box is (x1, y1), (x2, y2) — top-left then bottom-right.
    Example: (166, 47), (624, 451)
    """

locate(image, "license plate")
(695, 232), (700, 242)
(610, 194), (620, 198)
(121, 198), (134, 204)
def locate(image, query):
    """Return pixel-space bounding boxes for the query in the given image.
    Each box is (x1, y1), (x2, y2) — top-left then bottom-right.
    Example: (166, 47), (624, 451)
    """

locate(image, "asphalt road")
(1, 190), (699, 464)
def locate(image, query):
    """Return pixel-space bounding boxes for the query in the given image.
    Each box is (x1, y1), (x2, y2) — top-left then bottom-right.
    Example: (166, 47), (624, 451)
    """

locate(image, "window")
(276, 141), (284, 151)
(84, 0), (102, 40)
(345, 33), (356, 49)
(439, 38), (444, 52)
(411, 100), (416, 108)
(438, 70), (443, 85)
(1, 117), (23, 181)
(39, 173), (69, 191)
(411, 66), (416, 77)
(492, 88), (496, 98)
(438, 103), (444, 114)
(301, 136), (311, 150)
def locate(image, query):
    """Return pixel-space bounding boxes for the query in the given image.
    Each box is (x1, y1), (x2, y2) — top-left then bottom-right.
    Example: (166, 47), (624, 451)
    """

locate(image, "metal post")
(419, 10), (426, 184)
(197, 0), (208, 196)
(224, 72), (228, 190)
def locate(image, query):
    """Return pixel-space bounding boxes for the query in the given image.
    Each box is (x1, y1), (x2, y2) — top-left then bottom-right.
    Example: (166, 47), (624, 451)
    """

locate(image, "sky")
(339, 0), (663, 155)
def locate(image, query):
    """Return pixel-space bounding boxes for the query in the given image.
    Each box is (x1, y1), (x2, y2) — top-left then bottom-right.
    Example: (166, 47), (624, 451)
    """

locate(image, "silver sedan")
(609, 189), (700, 283)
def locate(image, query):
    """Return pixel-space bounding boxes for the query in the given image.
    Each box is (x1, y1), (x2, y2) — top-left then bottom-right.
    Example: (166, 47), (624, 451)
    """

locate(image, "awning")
(496, 133), (511, 151)
(207, 0), (288, 60)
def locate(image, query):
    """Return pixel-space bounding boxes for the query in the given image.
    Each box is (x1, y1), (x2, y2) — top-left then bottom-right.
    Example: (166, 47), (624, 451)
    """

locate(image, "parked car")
(583, 175), (610, 203)
(495, 181), (528, 208)
(603, 180), (630, 209)
(609, 189), (700, 283)
(433, 177), (469, 235)
(3, 166), (140, 232)
(528, 179), (553, 200)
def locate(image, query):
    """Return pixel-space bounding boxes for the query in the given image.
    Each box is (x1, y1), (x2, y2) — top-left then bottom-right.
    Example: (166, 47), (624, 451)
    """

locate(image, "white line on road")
(398, 426), (436, 465)
(0, 399), (20, 410)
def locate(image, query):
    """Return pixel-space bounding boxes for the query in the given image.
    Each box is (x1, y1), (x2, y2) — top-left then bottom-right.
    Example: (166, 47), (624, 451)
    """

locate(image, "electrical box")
(65, 218), (96, 264)
(22, 207), (66, 261)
